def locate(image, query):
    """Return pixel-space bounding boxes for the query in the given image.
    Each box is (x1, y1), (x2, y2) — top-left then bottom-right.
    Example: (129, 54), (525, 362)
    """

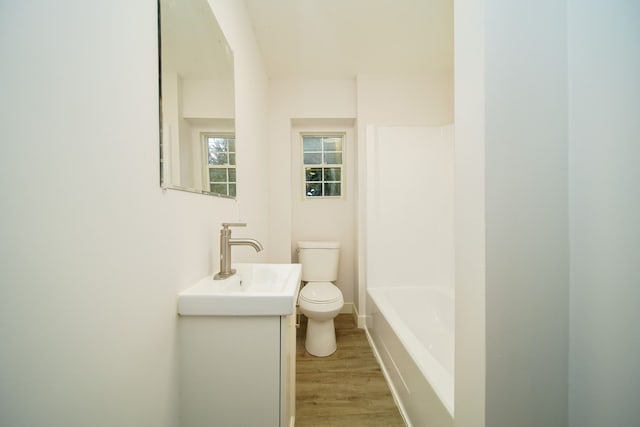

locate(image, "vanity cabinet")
(179, 313), (296, 427)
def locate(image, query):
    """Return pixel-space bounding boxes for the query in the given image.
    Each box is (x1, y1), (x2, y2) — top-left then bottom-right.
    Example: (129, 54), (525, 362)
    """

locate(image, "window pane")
(303, 137), (322, 152)
(208, 137), (227, 151)
(210, 183), (227, 194)
(303, 152), (322, 164)
(324, 183), (341, 197)
(229, 184), (236, 197)
(208, 152), (228, 165)
(228, 168), (236, 182)
(323, 137), (342, 151)
(324, 152), (342, 164)
(228, 139), (235, 151)
(209, 169), (227, 182)
(305, 168), (322, 181)
(323, 167), (341, 182)
(228, 153), (236, 165)
(306, 183), (322, 197)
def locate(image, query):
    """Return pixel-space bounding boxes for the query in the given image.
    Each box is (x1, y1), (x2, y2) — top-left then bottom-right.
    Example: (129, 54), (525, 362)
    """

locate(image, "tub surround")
(365, 125), (454, 292)
(363, 125), (455, 425)
(367, 287), (454, 426)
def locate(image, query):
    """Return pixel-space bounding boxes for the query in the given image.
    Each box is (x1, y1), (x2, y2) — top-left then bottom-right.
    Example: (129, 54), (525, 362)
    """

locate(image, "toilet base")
(304, 317), (337, 357)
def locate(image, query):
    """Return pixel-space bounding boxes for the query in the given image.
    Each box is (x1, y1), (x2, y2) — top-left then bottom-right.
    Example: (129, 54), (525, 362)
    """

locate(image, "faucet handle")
(221, 222), (246, 229)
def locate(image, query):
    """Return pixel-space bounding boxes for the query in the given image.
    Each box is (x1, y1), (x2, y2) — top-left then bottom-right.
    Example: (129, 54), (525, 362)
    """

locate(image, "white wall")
(210, 0), (270, 247)
(568, 1), (640, 426)
(455, 1), (640, 425)
(268, 79), (357, 306)
(356, 75), (453, 127)
(453, 1), (486, 425)
(290, 121), (357, 305)
(484, 1), (569, 425)
(366, 126), (454, 290)
(268, 79), (357, 263)
(268, 76), (453, 313)
(454, 0), (569, 426)
(0, 0), (268, 426)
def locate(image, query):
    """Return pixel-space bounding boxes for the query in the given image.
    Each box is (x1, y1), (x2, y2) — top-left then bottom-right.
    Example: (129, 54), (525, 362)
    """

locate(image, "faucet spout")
(214, 223), (263, 280)
(228, 238), (263, 252)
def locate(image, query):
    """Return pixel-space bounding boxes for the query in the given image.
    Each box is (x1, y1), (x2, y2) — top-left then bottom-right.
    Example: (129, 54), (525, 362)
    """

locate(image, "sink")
(177, 263), (302, 316)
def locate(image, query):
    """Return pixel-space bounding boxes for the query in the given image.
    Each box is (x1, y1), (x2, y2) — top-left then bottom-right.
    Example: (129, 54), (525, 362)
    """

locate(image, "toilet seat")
(299, 282), (342, 304)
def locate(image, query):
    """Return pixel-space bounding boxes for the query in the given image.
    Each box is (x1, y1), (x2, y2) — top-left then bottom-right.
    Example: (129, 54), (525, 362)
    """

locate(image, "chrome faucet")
(214, 222), (263, 280)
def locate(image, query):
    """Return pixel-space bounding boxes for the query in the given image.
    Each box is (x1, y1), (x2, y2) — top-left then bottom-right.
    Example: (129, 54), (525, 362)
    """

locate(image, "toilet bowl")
(296, 241), (343, 357)
(298, 281), (344, 357)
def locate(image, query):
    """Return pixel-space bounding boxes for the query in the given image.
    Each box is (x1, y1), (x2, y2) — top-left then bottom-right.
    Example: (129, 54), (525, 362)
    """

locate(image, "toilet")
(297, 241), (344, 357)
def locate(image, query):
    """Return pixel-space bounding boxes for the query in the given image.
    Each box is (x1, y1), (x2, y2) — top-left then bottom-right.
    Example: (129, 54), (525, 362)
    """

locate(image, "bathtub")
(366, 286), (454, 427)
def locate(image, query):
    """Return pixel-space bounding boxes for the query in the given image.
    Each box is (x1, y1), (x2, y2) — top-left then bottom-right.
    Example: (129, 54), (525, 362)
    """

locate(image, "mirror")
(159, 0), (236, 198)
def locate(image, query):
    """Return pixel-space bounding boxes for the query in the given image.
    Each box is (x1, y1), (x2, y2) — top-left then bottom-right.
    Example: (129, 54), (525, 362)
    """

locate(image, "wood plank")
(296, 314), (406, 426)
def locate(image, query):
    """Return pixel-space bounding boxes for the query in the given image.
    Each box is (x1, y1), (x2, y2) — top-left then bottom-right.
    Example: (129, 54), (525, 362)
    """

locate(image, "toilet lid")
(299, 282), (342, 303)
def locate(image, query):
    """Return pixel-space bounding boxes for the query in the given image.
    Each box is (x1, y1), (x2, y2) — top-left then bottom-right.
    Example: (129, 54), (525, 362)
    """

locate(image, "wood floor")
(296, 314), (406, 427)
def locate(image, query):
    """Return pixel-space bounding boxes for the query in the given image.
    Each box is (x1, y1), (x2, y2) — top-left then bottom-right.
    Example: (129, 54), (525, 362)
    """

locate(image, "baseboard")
(351, 303), (368, 329)
(341, 302), (354, 314)
(336, 302), (369, 328)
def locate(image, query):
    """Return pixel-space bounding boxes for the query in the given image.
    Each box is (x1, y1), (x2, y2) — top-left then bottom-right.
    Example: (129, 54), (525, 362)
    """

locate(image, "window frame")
(201, 132), (236, 198)
(300, 132), (345, 199)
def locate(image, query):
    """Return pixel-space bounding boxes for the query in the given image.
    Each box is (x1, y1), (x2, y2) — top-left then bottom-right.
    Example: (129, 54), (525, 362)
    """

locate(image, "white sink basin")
(178, 263), (302, 316)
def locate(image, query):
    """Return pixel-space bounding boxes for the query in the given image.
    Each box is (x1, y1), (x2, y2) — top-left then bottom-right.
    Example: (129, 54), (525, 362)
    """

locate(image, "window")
(204, 134), (236, 197)
(302, 134), (343, 198)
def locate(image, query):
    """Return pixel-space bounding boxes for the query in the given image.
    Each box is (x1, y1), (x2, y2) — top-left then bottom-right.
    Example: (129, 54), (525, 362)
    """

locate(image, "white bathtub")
(367, 286), (454, 427)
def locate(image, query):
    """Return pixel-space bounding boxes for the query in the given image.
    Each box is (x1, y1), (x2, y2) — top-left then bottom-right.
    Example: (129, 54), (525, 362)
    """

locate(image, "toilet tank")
(297, 241), (340, 282)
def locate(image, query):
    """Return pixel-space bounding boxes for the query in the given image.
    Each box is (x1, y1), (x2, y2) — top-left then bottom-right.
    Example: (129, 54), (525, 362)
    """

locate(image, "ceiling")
(243, 0), (453, 80)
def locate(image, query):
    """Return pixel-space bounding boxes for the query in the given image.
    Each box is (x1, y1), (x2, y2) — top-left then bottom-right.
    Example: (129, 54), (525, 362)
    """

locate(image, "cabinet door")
(180, 316), (281, 427)
(280, 313), (297, 427)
